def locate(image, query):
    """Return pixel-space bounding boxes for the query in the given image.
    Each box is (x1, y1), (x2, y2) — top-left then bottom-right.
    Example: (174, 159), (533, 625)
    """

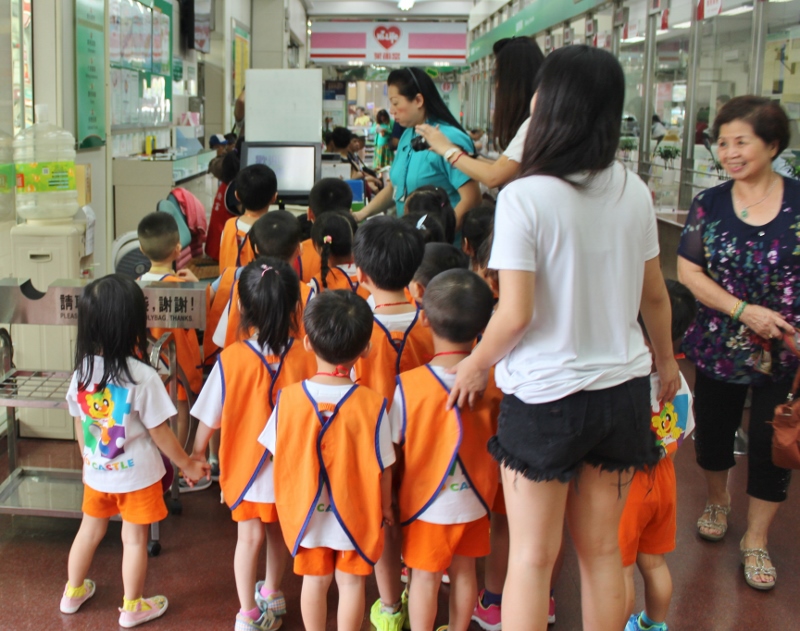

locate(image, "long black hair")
(519, 45), (624, 184)
(387, 67), (466, 134)
(75, 275), (150, 390)
(238, 257), (300, 351)
(492, 37), (544, 152)
(405, 185), (456, 243)
(311, 213), (354, 289)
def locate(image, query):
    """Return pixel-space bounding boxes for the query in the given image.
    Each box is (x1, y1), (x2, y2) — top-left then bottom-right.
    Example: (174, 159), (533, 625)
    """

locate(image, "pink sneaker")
(471, 590), (501, 631)
(59, 579), (96, 614)
(118, 595), (168, 628)
(548, 596), (556, 624)
(401, 565), (410, 583)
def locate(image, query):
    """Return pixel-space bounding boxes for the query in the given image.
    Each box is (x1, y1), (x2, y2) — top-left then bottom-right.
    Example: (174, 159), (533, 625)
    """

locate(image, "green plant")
(656, 144), (681, 169)
(619, 137), (637, 152)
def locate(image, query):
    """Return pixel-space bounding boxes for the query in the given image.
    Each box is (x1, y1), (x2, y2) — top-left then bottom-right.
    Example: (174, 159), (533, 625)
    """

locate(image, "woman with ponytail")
(191, 257), (316, 631)
(309, 213), (369, 299)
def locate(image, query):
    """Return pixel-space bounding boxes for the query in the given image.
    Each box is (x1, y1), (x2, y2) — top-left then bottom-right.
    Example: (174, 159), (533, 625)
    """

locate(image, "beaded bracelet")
(733, 301), (748, 321)
(729, 300), (743, 319)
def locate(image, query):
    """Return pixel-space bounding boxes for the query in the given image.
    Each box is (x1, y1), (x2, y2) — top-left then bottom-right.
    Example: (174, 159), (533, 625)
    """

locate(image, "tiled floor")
(0, 433), (798, 631)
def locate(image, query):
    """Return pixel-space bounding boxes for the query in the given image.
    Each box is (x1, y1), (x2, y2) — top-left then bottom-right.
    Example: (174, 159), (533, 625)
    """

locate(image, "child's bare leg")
(636, 553), (672, 623)
(448, 555), (478, 631)
(121, 522), (150, 600)
(375, 522), (403, 607)
(176, 400), (190, 450)
(408, 568), (441, 631)
(263, 522), (289, 592)
(485, 512), (508, 595)
(301, 574), (333, 631)
(68, 514), (109, 588)
(623, 564), (636, 619)
(234, 519), (264, 610)
(335, 569), (366, 631)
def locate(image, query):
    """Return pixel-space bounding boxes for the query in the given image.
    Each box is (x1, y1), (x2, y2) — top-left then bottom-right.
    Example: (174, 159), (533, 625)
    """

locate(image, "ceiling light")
(657, 29), (669, 35)
(770, 0), (793, 3)
(672, 21), (691, 29)
(622, 36), (646, 44)
(398, 0), (414, 10)
(720, 4), (753, 15)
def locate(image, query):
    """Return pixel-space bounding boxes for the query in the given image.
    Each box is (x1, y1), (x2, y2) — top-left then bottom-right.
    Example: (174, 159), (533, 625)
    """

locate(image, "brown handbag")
(771, 367), (800, 470)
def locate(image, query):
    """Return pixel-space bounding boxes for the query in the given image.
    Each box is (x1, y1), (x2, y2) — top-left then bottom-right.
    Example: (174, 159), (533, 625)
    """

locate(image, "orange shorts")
(619, 458), (677, 567)
(294, 547), (373, 577)
(402, 517), (490, 573)
(231, 500), (278, 523)
(82, 481), (167, 525)
(491, 483), (505, 515)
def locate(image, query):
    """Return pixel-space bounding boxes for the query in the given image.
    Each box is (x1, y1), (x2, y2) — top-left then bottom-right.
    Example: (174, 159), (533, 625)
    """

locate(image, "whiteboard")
(244, 69), (323, 143)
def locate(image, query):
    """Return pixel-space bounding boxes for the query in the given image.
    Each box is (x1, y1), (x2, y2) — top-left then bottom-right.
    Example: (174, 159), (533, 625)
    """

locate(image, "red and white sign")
(697, 0), (722, 20)
(661, 9), (670, 30)
(310, 22), (467, 65)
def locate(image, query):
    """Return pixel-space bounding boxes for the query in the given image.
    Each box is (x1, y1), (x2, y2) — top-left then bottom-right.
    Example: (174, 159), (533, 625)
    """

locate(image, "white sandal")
(696, 503), (730, 542)
(740, 539), (777, 591)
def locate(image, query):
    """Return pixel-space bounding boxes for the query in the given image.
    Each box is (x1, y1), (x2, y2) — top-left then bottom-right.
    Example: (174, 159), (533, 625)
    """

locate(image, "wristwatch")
(443, 147), (460, 163)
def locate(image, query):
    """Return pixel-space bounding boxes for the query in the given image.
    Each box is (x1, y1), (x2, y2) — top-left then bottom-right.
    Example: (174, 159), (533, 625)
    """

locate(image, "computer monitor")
(241, 141), (321, 206)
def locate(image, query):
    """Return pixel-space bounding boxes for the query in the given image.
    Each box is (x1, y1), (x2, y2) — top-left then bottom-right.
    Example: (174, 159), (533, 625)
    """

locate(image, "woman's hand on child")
(415, 124), (458, 158)
(176, 269), (199, 282)
(447, 355), (489, 411)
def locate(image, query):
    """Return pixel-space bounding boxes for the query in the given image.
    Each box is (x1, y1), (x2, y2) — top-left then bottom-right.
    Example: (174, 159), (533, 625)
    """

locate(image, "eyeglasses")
(407, 67), (423, 95)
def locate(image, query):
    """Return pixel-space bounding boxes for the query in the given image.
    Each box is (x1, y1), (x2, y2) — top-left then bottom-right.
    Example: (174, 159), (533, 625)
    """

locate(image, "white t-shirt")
(488, 162), (658, 404)
(259, 381), (396, 550)
(389, 365), (487, 524)
(67, 357), (175, 494)
(502, 118), (530, 164)
(191, 339), (278, 503)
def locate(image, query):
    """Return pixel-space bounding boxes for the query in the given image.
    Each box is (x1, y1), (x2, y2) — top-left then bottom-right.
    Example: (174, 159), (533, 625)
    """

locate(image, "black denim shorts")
(488, 376), (659, 483)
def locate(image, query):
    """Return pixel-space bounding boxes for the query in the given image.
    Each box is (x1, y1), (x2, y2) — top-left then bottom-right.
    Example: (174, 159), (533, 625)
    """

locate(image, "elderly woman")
(677, 96), (799, 591)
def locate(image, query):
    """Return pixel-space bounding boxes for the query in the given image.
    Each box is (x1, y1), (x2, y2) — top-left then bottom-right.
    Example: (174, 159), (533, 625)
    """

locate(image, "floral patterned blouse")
(677, 177), (800, 385)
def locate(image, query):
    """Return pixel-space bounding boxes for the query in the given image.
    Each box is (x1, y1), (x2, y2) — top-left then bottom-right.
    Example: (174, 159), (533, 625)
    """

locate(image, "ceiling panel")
(306, 0), (473, 19)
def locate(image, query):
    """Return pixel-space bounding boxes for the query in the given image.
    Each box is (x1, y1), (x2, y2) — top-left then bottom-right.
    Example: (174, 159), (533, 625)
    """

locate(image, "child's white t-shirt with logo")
(260, 381), (395, 550)
(389, 365), (487, 525)
(67, 357), (176, 494)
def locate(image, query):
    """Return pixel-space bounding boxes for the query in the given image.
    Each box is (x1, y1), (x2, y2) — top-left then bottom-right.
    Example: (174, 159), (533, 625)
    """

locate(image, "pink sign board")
(310, 22), (467, 65)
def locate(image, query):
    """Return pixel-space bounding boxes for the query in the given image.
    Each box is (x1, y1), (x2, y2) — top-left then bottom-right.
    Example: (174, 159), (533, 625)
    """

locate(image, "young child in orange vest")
(191, 258), (316, 631)
(406, 243), (470, 307)
(620, 280), (697, 631)
(391, 269), (501, 631)
(136, 212), (207, 492)
(218, 164), (278, 272)
(351, 215), (433, 629)
(212, 210), (314, 351)
(296, 177), (354, 283)
(308, 213), (369, 299)
(60, 275), (209, 628)
(260, 290), (395, 631)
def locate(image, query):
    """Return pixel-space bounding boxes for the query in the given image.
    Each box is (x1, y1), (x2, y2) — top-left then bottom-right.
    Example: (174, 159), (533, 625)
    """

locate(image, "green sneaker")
(370, 598), (407, 631)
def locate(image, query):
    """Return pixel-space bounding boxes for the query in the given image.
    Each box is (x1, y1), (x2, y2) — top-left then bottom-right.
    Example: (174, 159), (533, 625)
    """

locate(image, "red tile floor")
(1, 431), (798, 631)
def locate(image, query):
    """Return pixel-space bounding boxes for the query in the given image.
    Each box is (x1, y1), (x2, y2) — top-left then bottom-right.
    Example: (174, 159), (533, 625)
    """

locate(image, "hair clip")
(416, 214), (428, 230)
(260, 264), (273, 277)
(323, 235), (333, 244)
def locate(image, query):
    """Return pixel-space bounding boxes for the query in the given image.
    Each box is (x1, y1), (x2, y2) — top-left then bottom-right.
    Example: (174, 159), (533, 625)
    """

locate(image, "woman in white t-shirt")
(415, 37), (544, 189)
(60, 275), (209, 628)
(448, 46), (681, 631)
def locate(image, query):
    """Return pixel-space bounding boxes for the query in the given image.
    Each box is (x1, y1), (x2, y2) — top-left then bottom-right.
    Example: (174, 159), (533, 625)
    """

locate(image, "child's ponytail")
(311, 213), (354, 289)
(238, 257), (301, 352)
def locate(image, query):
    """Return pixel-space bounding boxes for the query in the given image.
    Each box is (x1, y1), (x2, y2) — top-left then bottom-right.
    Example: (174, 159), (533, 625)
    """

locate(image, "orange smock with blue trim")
(354, 309), (434, 405)
(216, 339), (316, 510)
(219, 217), (255, 272)
(272, 382), (389, 566)
(397, 365), (501, 525)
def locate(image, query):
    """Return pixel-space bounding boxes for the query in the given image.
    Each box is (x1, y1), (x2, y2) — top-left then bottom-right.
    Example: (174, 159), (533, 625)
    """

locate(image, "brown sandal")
(696, 503), (730, 541)
(740, 539), (777, 591)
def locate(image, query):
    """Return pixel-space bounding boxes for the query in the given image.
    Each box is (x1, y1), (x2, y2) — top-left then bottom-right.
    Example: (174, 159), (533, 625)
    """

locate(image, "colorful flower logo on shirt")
(78, 383), (132, 460)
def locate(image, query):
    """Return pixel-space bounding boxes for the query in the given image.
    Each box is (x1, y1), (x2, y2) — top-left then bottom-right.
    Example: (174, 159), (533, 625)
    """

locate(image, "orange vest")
(273, 382), (388, 564)
(296, 238), (321, 284)
(397, 365), (500, 525)
(216, 339), (316, 509)
(354, 310), (434, 405)
(141, 274), (203, 397)
(219, 217), (255, 271)
(310, 266), (370, 300)
(224, 280), (313, 348)
(204, 267), (238, 364)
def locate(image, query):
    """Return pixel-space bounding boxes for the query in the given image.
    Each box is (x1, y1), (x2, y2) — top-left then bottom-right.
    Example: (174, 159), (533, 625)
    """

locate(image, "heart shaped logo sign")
(375, 26), (401, 50)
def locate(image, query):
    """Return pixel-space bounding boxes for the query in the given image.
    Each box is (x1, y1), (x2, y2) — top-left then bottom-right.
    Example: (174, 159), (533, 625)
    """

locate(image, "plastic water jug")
(14, 104), (79, 221)
(0, 130), (13, 221)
